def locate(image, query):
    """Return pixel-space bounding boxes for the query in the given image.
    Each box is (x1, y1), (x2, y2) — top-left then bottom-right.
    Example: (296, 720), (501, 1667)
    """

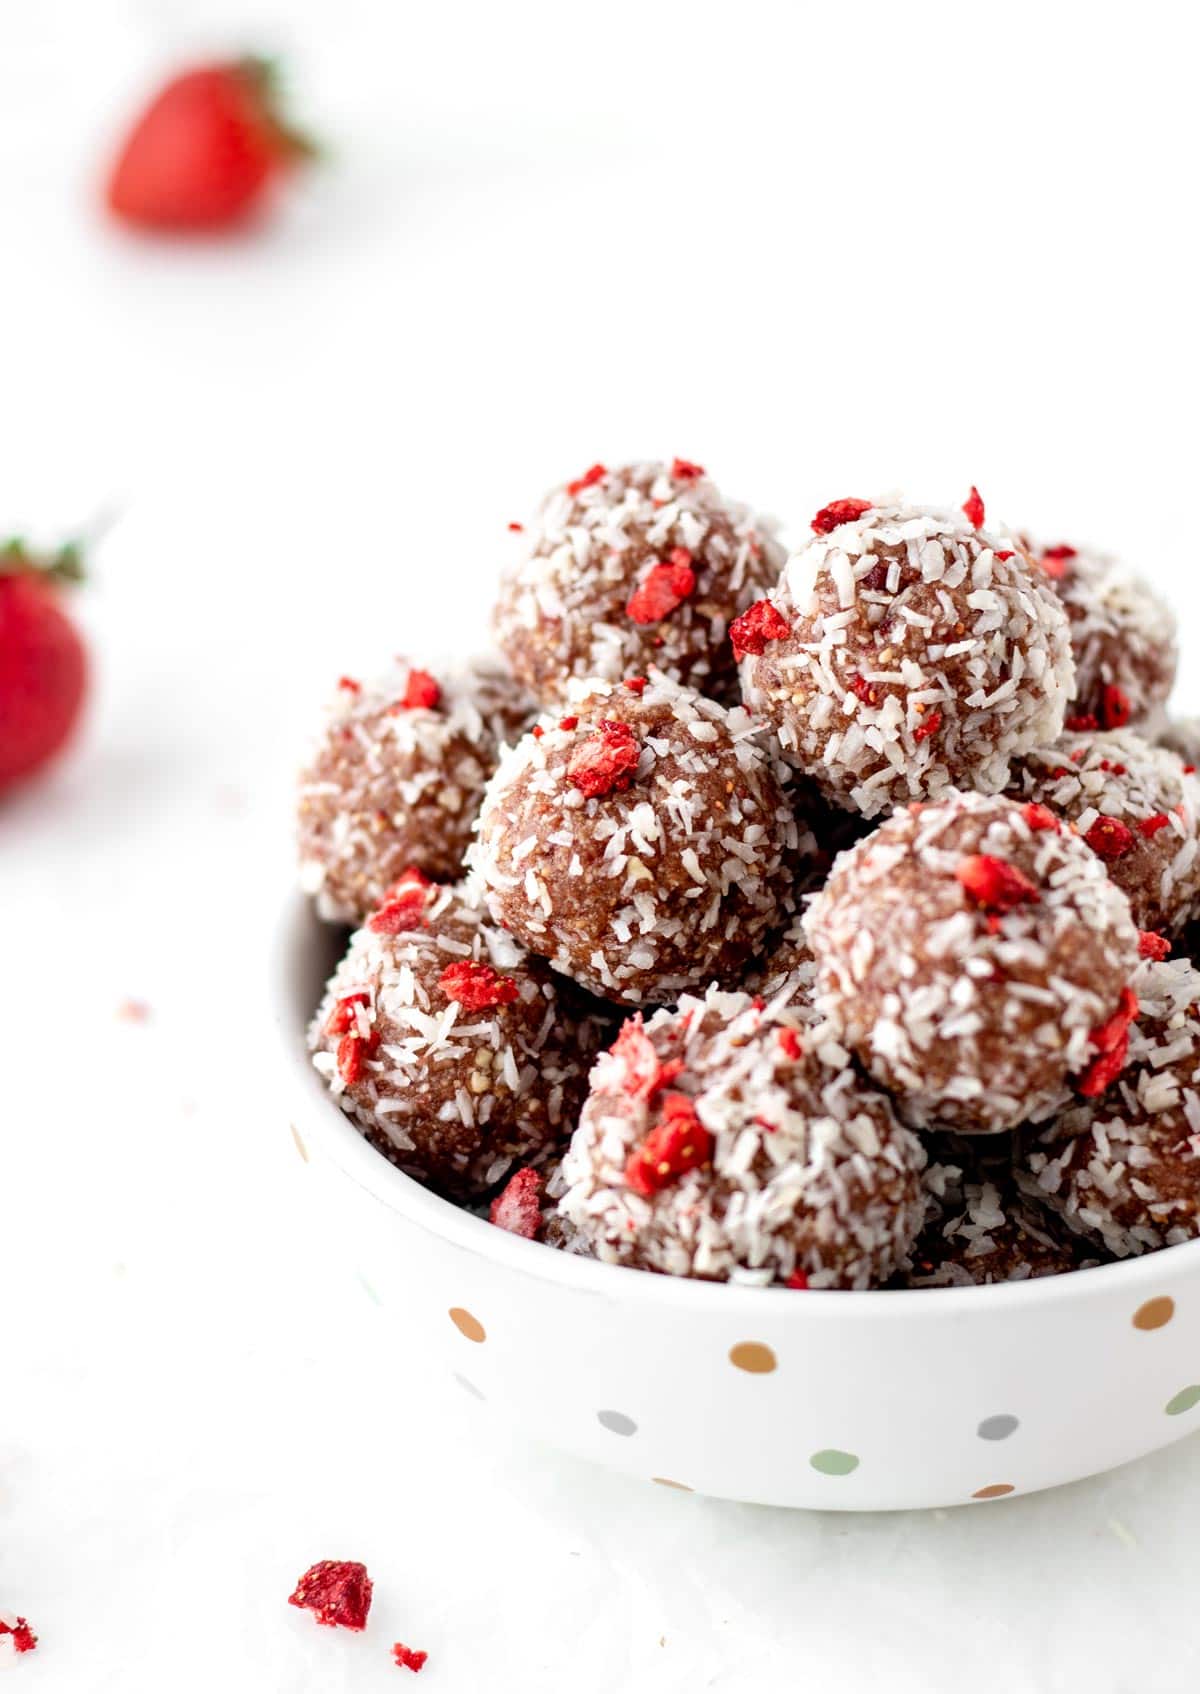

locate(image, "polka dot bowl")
(277, 895), (1200, 1511)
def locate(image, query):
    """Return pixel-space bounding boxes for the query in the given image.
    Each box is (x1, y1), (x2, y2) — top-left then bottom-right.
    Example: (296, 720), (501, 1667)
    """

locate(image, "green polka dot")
(1165, 1385), (1200, 1416)
(809, 1448), (859, 1476)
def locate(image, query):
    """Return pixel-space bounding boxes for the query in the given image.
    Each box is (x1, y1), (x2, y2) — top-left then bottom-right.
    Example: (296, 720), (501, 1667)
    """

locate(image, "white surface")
(2, 1), (1200, 1688)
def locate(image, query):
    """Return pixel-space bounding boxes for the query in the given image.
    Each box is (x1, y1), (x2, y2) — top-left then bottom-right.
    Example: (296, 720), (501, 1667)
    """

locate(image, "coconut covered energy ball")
(735, 494), (1075, 818)
(805, 790), (1142, 1134)
(1018, 957), (1200, 1257)
(468, 672), (802, 1004)
(1034, 539), (1178, 728)
(1005, 730), (1200, 936)
(493, 459), (783, 706)
(554, 989), (926, 1287)
(309, 878), (599, 1200)
(298, 658), (531, 924)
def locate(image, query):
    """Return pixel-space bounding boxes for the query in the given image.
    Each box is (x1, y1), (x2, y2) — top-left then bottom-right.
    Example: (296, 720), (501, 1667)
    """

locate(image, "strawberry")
(0, 540), (88, 794)
(106, 58), (315, 232)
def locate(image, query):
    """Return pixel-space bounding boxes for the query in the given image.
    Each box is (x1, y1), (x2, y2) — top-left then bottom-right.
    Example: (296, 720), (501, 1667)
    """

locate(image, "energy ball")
(467, 672), (800, 1004)
(493, 459), (783, 706)
(1006, 729), (1200, 936)
(736, 495), (1074, 817)
(1033, 539), (1177, 729)
(554, 989), (926, 1287)
(1018, 956), (1200, 1257)
(297, 658), (531, 924)
(805, 790), (1142, 1135)
(309, 879), (599, 1201)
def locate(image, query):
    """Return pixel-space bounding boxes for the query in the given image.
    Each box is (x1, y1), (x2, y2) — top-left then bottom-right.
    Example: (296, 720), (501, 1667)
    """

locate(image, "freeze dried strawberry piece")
(337, 1027), (380, 1085)
(1022, 802), (1060, 833)
(438, 959), (519, 1012)
(1064, 713), (1099, 732)
(623, 1093), (713, 1197)
(0, 1617), (37, 1654)
(393, 1643), (428, 1673)
(507, 521), (524, 532)
(400, 669), (441, 711)
(671, 458), (706, 481)
(962, 486), (985, 528)
(811, 497), (872, 534)
(325, 991), (369, 1037)
(608, 1016), (684, 1101)
(1040, 543), (1077, 579)
(567, 719), (640, 798)
(729, 598), (790, 660)
(1138, 812), (1171, 838)
(368, 867), (434, 934)
(1085, 816), (1135, 860)
(956, 854), (1041, 913)
(912, 709), (942, 742)
(1138, 929), (1171, 961)
(849, 673), (878, 706)
(558, 716), (578, 731)
(1078, 986), (1138, 1098)
(776, 1026), (803, 1060)
(289, 1560), (374, 1630)
(623, 676), (647, 695)
(625, 552), (696, 624)
(337, 675), (361, 693)
(994, 550), (1015, 561)
(566, 463), (607, 497)
(489, 1167), (542, 1238)
(1100, 684), (1132, 730)
(785, 1269), (809, 1290)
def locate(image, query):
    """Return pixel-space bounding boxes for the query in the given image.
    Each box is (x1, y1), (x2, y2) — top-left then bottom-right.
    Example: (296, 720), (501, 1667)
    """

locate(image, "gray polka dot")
(454, 1373), (485, 1401)
(597, 1409), (638, 1437)
(977, 1414), (1019, 1441)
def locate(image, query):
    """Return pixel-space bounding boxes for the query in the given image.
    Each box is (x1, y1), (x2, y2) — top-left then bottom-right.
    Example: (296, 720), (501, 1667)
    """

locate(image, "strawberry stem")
(237, 55), (322, 163)
(0, 537), (86, 586)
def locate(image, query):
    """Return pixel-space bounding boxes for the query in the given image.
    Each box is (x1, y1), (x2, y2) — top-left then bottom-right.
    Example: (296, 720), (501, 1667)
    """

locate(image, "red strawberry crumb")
(400, 669), (441, 711)
(566, 463), (607, 497)
(567, 719), (640, 798)
(995, 550), (1014, 561)
(849, 673), (878, 706)
(811, 497), (872, 535)
(624, 1094), (713, 1197)
(289, 1560), (374, 1630)
(962, 486), (985, 528)
(368, 868), (433, 934)
(508, 521), (524, 532)
(913, 709), (942, 742)
(489, 1168), (542, 1239)
(1099, 684), (1132, 730)
(623, 676), (647, 695)
(608, 1016), (684, 1100)
(532, 724), (544, 738)
(338, 675), (361, 693)
(1138, 813), (1171, 838)
(0, 1617), (37, 1654)
(785, 1270), (809, 1290)
(1188, 764), (1198, 776)
(1022, 802), (1060, 832)
(1078, 987), (1138, 1097)
(1138, 930), (1171, 961)
(671, 458), (706, 480)
(956, 854), (1041, 912)
(337, 1028), (380, 1085)
(325, 991), (369, 1037)
(777, 1027), (803, 1060)
(1070, 748), (1087, 763)
(1064, 713), (1098, 732)
(393, 1644), (428, 1673)
(729, 598), (790, 661)
(558, 716), (578, 731)
(625, 555), (696, 624)
(1040, 543), (1077, 579)
(1085, 816), (1135, 861)
(438, 959), (519, 1012)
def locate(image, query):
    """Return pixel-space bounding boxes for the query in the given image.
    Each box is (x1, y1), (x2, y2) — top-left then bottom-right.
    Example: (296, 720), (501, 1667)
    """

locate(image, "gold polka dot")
(289, 1123), (309, 1163)
(448, 1306), (486, 1343)
(1133, 1296), (1175, 1331)
(652, 1477), (694, 1491)
(972, 1483), (1015, 1500)
(729, 1341), (777, 1374)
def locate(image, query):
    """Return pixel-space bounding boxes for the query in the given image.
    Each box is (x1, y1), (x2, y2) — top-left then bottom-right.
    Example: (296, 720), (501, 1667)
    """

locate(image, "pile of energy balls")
(298, 461), (1200, 1290)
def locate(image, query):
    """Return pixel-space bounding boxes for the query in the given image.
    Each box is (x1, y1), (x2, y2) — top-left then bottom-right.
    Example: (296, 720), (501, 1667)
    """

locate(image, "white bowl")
(274, 893), (1200, 1511)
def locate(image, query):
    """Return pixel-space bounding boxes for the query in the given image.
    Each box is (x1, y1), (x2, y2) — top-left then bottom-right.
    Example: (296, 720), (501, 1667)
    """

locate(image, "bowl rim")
(274, 890), (1200, 1318)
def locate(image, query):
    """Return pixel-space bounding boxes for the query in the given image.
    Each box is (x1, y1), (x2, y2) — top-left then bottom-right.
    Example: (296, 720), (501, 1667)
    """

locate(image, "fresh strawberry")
(0, 540), (88, 793)
(106, 58), (315, 232)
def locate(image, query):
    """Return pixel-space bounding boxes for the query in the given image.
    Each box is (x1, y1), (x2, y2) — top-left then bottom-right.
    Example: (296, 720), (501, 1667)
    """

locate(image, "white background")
(3, 2), (1200, 1689)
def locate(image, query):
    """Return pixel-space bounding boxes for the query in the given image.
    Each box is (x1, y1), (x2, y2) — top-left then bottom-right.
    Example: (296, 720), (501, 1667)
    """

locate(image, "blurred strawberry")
(0, 541), (88, 794)
(106, 58), (315, 231)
